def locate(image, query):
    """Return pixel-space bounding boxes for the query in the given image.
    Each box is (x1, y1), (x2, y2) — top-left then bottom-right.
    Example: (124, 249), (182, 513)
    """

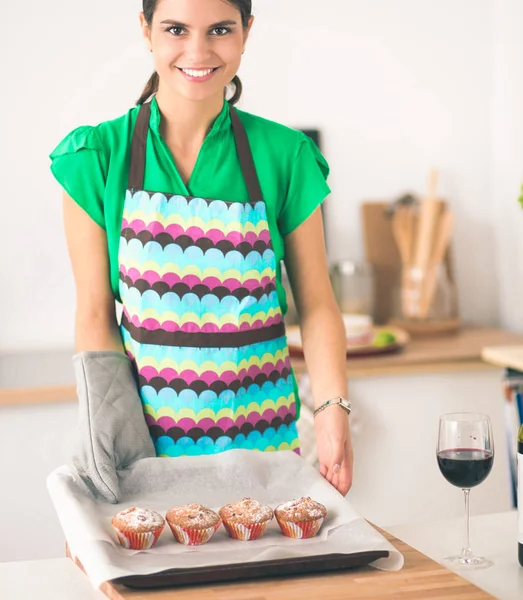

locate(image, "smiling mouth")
(177, 67), (220, 78)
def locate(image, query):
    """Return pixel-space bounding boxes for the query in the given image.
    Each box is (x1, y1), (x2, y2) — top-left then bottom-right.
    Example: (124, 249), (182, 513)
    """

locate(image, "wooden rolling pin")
(419, 208), (454, 318)
(412, 169), (445, 317)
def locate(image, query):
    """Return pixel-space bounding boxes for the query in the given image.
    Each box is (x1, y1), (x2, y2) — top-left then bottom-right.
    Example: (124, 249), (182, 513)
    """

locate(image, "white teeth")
(181, 68), (214, 78)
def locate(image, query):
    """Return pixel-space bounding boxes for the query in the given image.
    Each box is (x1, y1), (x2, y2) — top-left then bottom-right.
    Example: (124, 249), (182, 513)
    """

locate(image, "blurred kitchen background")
(2, 0), (523, 563)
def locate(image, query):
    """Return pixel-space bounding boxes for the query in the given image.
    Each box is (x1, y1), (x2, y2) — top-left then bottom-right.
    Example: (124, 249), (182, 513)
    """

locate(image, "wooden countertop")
(291, 326), (523, 379)
(482, 345), (523, 372)
(80, 529), (492, 600)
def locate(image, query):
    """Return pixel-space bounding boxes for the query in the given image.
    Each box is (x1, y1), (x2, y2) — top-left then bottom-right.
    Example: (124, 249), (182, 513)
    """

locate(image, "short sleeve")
(277, 134), (331, 236)
(49, 126), (107, 229)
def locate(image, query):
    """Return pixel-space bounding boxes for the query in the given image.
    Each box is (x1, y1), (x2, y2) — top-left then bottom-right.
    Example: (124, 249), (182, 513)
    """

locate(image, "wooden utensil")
(414, 170), (443, 268)
(419, 208), (454, 318)
(411, 169), (445, 317)
(392, 205), (415, 265)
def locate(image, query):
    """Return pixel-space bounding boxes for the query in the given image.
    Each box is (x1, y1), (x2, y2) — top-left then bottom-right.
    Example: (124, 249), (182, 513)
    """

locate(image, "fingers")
(319, 454), (353, 496)
(337, 463), (353, 496)
(320, 460), (343, 489)
(317, 434), (353, 495)
(331, 462), (340, 491)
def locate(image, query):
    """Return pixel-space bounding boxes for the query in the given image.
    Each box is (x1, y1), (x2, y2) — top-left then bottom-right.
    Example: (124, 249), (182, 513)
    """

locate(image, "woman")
(50, 0), (353, 503)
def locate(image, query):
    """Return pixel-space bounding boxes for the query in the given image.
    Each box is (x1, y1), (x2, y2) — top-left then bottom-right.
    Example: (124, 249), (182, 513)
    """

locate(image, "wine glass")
(437, 413), (494, 569)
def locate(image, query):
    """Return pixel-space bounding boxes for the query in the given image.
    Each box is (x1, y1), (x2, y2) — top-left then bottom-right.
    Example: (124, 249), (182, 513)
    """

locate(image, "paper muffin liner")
(112, 524), (164, 550)
(222, 520), (269, 541)
(167, 520), (221, 546)
(276, 516), (325, 539)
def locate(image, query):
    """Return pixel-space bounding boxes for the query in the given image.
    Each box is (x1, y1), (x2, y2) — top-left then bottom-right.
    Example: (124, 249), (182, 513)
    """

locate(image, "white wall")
(491, 0), (523, 333)
(3, 0), (520, 353)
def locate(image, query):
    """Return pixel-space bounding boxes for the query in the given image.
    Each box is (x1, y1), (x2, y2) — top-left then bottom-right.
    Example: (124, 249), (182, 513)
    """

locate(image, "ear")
(139, 12), (153, 52)
(242, 16), (255, 51)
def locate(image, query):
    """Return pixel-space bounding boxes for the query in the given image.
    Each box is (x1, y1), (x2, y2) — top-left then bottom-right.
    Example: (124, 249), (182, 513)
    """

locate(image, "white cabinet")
(0, 401), (78, 562)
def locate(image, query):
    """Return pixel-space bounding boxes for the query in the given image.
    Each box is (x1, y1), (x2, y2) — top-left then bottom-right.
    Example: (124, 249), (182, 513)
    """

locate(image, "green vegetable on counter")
(373, 331), (397, 347)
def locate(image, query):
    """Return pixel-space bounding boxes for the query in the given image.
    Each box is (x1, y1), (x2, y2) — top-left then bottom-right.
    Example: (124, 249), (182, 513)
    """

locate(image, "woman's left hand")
(314, 407), (354, 496)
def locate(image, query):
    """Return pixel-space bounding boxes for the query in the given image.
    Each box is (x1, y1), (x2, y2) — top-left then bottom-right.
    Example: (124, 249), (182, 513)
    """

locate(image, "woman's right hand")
(64, 193), (155, 502)
(72, 350), (156, 503)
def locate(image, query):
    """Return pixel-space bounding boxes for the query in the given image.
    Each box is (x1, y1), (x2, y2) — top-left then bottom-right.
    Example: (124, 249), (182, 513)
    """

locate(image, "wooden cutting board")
(69, 528), (493, 600)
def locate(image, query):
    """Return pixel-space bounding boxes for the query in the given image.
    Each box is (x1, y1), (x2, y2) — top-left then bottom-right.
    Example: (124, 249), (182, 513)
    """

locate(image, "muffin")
(111, 507), (165, 550)
(275, 497), (327, 539)
(219, 497), (274, 541)
(166, 504), (221, 546)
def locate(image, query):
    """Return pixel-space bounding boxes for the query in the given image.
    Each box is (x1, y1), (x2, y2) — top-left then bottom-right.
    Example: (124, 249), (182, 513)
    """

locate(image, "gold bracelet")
(313, 397), (352, 417)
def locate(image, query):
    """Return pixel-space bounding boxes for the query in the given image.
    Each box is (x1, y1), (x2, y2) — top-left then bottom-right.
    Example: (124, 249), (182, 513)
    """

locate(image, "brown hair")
(137, 0), (252, 105)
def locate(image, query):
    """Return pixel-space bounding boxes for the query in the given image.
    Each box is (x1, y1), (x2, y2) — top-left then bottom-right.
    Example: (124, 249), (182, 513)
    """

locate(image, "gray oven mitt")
(72, 350), (156, 504)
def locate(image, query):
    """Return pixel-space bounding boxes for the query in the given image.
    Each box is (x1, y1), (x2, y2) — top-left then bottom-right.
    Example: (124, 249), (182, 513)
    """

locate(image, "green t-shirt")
(49, 96), (331, 314)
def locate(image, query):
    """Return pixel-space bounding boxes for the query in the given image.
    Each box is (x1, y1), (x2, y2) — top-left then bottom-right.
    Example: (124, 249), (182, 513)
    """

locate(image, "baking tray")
(112, 550), (389, 589)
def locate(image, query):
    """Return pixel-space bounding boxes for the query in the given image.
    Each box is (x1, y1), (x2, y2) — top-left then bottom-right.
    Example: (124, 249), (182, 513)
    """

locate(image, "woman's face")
(141, 0), (253, 103)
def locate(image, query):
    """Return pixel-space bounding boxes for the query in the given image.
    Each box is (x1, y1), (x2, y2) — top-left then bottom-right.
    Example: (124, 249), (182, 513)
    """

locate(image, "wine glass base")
(442, 555), (493, 570)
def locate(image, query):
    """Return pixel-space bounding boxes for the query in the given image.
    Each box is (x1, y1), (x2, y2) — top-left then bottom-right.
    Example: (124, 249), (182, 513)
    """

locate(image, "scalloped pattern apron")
(118, 102), (300, 457)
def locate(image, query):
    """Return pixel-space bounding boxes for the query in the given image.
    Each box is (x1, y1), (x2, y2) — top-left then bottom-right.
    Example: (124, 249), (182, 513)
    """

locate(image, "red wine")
(437, 449), (493, 488)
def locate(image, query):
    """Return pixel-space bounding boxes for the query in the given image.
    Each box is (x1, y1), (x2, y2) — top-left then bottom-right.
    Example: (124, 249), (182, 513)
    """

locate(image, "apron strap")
(230, 107), (264, 203)
(127, 101), (264, 203)
(128, 101), (151, 190)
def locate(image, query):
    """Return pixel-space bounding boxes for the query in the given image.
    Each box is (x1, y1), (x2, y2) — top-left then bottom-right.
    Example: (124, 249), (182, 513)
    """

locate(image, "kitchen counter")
(292, 326), (523, 379)
(388, 511), (523, 600)
(482, 345), (523, 372)
(0, 528), (492, 600)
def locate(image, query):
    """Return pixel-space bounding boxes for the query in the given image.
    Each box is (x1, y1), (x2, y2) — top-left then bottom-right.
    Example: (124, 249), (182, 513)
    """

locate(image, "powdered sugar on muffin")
(166, 504), (221, 529)
(219, 497), (274, 541)
(112, 507), (165, 532)
(275, 497), (327, 522)
(275, 497), (327, 539)
(219, 497), (274, 524)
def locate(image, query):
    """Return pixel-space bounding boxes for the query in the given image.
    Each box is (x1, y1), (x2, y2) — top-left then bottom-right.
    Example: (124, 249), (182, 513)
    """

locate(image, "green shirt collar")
(149, 95), (231, 139)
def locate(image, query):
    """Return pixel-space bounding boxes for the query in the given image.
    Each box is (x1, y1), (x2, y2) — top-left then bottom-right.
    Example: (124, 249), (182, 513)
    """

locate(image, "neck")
(155, 86), (225, 148)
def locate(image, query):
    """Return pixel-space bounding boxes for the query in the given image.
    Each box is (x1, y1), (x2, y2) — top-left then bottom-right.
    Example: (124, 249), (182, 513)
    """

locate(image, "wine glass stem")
(461, 488), (473, 558)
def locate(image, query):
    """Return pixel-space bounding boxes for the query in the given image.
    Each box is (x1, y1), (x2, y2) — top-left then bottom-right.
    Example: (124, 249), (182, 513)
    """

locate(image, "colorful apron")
(118, 101), (300, 457)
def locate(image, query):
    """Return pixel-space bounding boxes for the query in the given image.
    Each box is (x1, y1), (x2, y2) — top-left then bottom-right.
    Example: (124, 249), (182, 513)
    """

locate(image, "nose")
(184, 32), (212, 64)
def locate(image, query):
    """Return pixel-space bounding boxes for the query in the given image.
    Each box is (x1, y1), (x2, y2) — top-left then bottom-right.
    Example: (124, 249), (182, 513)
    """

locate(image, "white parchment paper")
(47, 450), (403, 588)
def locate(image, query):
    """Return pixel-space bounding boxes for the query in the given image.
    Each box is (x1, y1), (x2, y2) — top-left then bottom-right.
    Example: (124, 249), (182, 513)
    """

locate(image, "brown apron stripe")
(121, 314), (285, 348)
(128, 102), (151, 191)
(229, 108), (264, 203)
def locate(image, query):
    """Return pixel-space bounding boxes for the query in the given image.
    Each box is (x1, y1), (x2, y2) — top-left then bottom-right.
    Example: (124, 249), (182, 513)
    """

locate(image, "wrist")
(313, 396), (351, 418)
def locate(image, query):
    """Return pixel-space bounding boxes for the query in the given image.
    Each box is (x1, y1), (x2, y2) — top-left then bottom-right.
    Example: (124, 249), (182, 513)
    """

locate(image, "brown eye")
(167, 26), (186, 36)
(211, 27), (231, 36)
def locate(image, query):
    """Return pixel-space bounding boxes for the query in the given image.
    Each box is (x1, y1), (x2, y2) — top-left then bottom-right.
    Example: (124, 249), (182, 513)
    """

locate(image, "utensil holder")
(399, 262), (458, 321)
